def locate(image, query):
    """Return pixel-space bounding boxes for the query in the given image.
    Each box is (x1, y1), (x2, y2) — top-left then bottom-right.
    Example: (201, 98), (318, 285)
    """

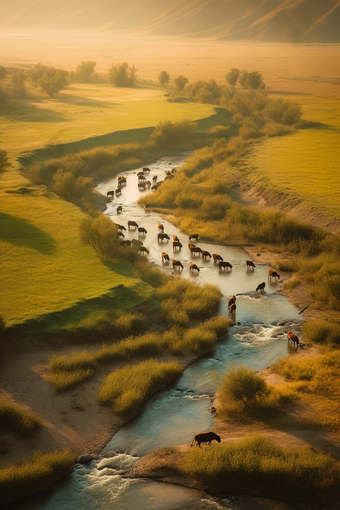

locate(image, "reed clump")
(0, 401), (41, 436)
(182, 435), (339, 504)
(0, 450), (75, 505)
(98, 359), (183, 414)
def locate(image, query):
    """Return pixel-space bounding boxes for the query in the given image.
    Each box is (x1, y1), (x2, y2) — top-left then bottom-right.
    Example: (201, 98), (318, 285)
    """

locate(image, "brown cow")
(228, 295), (236, 307)
(116, 206), (123, 214)
(268, 269), (280, 280)
(138, 227), (147, 236)
(107, 190), (114, 197)
(173, 235), (180, 242)
(173, 241), (182, 251)
(158, 223), (164, 232)
(288, 331), (299, 347)
(116, 224), (126, 231)
(115, 188), (122, 196)
(128, 220), (138, 230)
(191, 431), (221, 448)
(213, 254), (223, 263)
(256, 282), (266, 293)
(189, 262), (200, 273)
(202, 250), (212, 259)
(161, 252), (170, 262)
(219, 261), (232, 271)
(188, 243), (196, 250)
(172, 259), (183, 272)
(246, 260), (255, 269)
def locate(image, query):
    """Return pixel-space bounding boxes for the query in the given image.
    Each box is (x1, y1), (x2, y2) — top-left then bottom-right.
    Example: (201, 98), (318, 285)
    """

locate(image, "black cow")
(191, 432), (221, 448)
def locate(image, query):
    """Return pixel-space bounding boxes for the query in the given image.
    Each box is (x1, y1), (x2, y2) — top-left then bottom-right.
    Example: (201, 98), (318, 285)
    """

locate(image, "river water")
(8, 154), (303, 510)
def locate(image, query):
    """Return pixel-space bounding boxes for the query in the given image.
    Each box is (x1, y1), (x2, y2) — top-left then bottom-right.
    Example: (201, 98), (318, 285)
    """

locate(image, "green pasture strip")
(0, 84), (215, 160)
(243, 97), (340, 220)
(0, 191), (152, 327)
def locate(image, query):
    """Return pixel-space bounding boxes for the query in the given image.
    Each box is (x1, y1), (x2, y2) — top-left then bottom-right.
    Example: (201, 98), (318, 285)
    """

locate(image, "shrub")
(218, 365), (269, 405)
(158, 70), (170, 87)
(70, 61), (97, 83)
(174, 75), (189, 91)
(146, 119), (197, 150)
(133, 261), (167, 288)
(0, 450), (75, 505)
(225, 68), (240, 86)
(80, 215), (120, 259)
(303, 321), (340, 346)
(98, 359), (183, 414)
(0, 401), (41, 436)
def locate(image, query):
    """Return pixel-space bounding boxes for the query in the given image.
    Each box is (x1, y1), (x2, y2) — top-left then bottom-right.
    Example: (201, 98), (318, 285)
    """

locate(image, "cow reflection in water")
(191, 432), (221, 448)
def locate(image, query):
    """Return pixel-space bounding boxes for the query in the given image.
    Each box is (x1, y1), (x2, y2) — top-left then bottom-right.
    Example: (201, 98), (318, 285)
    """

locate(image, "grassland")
(243, 96), (340, 221)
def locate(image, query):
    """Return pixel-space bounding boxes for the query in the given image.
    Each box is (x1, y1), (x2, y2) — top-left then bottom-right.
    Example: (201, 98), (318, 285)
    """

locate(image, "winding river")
(8, 154), (303, 510)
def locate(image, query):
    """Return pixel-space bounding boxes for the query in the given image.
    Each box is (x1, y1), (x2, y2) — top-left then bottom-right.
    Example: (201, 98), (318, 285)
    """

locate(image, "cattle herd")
(108, 170), (302, 350)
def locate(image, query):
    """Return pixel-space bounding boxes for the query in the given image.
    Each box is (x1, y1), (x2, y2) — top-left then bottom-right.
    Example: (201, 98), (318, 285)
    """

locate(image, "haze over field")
(1, 0), (340, 42)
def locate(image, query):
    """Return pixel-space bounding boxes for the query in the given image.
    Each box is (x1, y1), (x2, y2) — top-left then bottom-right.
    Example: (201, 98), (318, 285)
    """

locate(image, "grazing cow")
(118, 179), (126, 187)
(189, 234), (199, 241)
(115, 188), (122, 196)
(158, 233), (170, 242)
(173, 241), (182, 251)
(171, 168), (177, 174)
(138, 175), (146, 182)
(120, 239), (131, 247)
(202, 250), (212, 259)
(138, 227), (147, 236)
(116, 231), (124, 238)
(143, 167), (150, 173)
(128, 220), (138, 230)
(132, 239), (143, 248)
(116, 224), (126, 231)
(161, 252), (170, 263)
(158, 223), (164, 232)
(246, 260), (255, 270)
(137, 171), (144, 176)
(139, 246), (149, 255)
(228, 295), (236, 307)
(229, 303), (236, 314)
(268, 269), (280, 280)
(151, 185), (158, 191)
(145, 180), (151, 188)
(288, 331), (300, 347)
(138, 182), (146, 190)
(256, 282), (266, 293)
(190, 246), (202, 257)
(191, 431), (221, 448)
(152, 175), (158, 182)
(172, 259), (183, 272)
(213, 254), (223, 263)
(219, 261), (233, 271)
(118, 175), (127, 181)
(107, 190), (114, 197)
(189, 262), (200, 273)
(116, 206), (123, 214)
(164, 170), (172, 176)
(188, 243), (196, 249)
(173, 235), (180, 242)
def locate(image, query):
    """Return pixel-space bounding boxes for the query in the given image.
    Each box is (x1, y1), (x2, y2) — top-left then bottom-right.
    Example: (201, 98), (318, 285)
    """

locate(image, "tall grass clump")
(48, 350), (97, 391)
(182, 435), (338, 504)
(133, 261), (167, 288)
(0, 401), (41, 436)
(303, 320), (340, 346)
(98, 359), (182, 414)
(49, 369), (95, 392)
(96, 332), (163, 363)
(0, 450), (75, 505)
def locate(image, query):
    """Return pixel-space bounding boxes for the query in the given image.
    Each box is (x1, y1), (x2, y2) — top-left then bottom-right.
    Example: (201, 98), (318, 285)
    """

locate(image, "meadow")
(244, 96), (340, 221)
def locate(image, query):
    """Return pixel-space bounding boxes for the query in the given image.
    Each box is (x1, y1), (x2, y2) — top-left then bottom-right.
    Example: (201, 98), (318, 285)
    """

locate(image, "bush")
(98, 359), (183, 414)
(218, 365), (269, 405)
(303, 321), (340, 346)
(159, 70), (170, 87)
(0, 401), (41, 436)
(70, 61), (97, 83)
(80, 215), (120, 259)
(29, 64), (68, 97)
(225, 68), (240, 86)
(146, 119), (197, 150)
(0, 450), (75, 505)
(174, 75), (189, 91)
(108, 62), (137, 87)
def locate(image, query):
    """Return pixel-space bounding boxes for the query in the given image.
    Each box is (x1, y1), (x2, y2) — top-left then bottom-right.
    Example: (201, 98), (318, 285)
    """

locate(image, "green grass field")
(245, 97), (340, 220)
(1, 84), (215, 161)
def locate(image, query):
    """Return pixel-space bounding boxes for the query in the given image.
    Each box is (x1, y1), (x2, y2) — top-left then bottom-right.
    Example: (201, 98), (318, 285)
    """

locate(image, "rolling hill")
(1, 0), (339, 43)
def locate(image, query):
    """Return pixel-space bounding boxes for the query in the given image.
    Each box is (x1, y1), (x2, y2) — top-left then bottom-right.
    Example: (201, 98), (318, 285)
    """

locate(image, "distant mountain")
(1, 0), (339, 43)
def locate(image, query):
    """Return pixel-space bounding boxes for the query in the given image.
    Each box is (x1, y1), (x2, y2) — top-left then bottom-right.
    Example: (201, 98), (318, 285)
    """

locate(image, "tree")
(0, 66), (7, 80)
(0, 150), (10, 174)
(239, 70), (265, 90)
(174, 75), (189, 91)
(108, 62), (137, 87)
(29, 64), (68, 97)
(70, 61), (97, 83)
(80, 215), (119, 259)
(158, 70), (170, 87)
(225, 68), (240, 86)
(9, 69), (27, 95)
